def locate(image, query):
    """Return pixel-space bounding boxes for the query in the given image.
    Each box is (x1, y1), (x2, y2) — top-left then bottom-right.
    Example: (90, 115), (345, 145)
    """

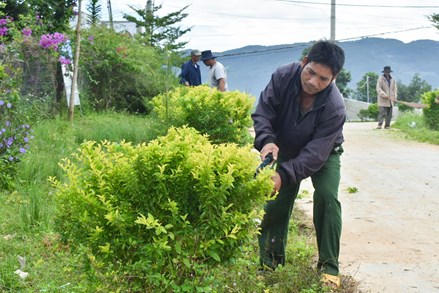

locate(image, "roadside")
(297, 122), (439, 293)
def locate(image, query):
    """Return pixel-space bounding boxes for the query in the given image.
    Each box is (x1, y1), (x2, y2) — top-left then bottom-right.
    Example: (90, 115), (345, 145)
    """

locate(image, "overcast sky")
(103, 0), (439, 52)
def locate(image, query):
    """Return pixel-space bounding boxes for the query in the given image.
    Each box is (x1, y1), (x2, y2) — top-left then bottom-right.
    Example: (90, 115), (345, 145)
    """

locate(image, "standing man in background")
(179, 49), (202, 86)
(252, 40), (346, 289)
(376, 66), (397, 129)
(201, 50), (228, 92)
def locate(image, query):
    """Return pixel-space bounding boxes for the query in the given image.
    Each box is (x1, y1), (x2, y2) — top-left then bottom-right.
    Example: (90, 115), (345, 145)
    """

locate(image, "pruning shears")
(254, 152), (275, 178)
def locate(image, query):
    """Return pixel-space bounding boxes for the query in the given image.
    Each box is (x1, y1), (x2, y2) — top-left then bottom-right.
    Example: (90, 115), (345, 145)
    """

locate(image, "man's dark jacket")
(179, 60), (202, 86)
(252, 62), (346, 185)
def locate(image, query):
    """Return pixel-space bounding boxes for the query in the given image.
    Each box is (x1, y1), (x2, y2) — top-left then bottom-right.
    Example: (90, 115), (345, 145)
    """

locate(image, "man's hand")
(272, 172), (281, 195)
(260, 143), (279, 163)
(261, 143), (280, 195)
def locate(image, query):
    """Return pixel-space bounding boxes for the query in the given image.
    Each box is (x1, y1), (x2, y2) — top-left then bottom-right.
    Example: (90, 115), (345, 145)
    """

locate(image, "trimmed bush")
(150, 85), (255, 145)
(358, 103), (378, 121)
(421, 90), (439, 131)
(50, 126), (273, 291)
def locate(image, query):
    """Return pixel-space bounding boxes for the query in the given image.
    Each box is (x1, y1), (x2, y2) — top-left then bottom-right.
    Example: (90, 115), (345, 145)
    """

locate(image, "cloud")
(104, 0), (439, 52)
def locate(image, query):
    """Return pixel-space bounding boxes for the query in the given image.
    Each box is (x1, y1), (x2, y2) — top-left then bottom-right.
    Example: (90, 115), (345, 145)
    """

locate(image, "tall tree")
(123, 3), (191, 51)
(397, 73), (432, 102)
(335, 69), (352, 98)
(86, 0), (101, 26)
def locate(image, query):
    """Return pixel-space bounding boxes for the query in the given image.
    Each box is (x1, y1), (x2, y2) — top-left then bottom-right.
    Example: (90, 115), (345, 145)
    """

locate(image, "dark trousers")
(258, 150), (342, 276)
(377, 106), (393, 127)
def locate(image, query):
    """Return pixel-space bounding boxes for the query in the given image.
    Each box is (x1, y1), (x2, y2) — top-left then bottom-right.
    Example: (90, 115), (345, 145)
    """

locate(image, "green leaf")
(209, 251), (221, 262)
(183, 258), (191, 268)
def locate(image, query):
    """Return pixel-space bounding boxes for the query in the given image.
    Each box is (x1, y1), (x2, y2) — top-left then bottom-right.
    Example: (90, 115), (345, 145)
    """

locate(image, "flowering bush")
(0, 8), (72, 110)
(0, 94), (33, 190)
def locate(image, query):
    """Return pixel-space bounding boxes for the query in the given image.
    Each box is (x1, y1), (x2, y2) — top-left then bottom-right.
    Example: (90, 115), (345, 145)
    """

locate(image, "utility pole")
(330, 0), (336, 41)
(107, 0), (114, 30)
(366, 75), (370, 104)
(145, 0), (154, 43)
(146, 0), (153, 14)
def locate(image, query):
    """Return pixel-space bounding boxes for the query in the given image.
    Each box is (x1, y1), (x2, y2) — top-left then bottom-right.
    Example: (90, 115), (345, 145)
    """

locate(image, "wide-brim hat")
(201, 50), (217, 61)
(382, 66), (393, 73)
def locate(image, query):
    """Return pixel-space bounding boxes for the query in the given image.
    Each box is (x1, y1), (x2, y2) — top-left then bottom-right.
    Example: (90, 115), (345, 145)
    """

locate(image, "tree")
(0, 0), (77, 33)
(86, 0), (101, 26)
(396, 74), (432, 112)
(428, 13), (439, 30)
(123, 3), (191, 52)
(405, 73), (432, 102)
(335, 69), (352, 98)
(354, 72), (379, 103)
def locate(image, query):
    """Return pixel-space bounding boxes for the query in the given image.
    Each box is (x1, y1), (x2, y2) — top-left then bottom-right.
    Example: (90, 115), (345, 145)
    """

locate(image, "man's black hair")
(306, 40), (345, 77)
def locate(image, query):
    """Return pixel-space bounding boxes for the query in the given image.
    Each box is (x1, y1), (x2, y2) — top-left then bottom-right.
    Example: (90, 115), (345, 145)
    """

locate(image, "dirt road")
(297, 122), (439, 293)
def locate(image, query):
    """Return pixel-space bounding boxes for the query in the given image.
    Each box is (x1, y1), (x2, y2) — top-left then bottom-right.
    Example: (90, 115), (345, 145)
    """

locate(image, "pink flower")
(59, 56), (71, 65)
(0, 27), (8, 36)
(22, 28), (32, 37)
(39, 32), (67, 51)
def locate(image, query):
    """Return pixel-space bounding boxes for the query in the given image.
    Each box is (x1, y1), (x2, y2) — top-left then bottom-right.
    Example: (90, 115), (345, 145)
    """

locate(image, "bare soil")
(297, 122), (439, 293)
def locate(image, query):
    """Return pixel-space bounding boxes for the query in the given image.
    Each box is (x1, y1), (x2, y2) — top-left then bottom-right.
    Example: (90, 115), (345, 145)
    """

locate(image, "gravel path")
(297, 122), (439, 293)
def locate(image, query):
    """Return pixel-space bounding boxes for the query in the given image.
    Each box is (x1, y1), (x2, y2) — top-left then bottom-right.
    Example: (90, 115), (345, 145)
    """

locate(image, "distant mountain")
(201, 38), (439, 98)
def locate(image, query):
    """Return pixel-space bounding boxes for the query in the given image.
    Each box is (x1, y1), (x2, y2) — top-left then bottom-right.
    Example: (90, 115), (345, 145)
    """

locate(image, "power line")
(273, 0), (439, 9)
(217, 26), (433, 59)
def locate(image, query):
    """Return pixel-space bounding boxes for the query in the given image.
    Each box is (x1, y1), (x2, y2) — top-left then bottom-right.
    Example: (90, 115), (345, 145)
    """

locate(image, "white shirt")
(208, 61), (228, 91)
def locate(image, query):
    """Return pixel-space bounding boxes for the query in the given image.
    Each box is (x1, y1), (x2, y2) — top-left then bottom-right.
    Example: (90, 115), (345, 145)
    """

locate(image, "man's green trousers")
(258, 149), (342, 276)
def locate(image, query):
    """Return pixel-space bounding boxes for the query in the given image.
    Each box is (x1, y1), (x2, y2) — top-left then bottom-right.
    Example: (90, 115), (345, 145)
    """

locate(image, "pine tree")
(123, 3), (191, 52)
(86, 0), (102, 26)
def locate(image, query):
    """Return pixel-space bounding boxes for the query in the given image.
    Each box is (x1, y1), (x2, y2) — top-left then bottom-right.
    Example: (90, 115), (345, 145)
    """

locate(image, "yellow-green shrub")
(150, 86), (254, 145)
(50, 126), (273, 291)
(421, 90), (439, 131)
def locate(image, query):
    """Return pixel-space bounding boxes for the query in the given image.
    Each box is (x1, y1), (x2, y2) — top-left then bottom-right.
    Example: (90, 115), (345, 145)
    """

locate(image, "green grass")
(393, 111), (439, 145)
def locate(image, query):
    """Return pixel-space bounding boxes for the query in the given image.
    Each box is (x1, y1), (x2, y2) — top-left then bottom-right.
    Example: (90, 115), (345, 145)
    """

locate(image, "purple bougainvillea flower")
(0, 27), (8, 36)
(59, 56), (71, 65)
(39, 32), (67, 51)
(22, 27), (32, 36)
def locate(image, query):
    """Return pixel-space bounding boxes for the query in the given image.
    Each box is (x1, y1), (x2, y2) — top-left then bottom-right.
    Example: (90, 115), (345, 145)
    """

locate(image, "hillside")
(200, 38), (439, 98)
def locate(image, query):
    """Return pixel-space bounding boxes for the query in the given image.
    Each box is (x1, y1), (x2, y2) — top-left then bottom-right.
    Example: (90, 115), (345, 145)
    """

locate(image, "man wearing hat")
(201, 50), (228, 92)
(179, 49), (202, 86)
(376, 65), (398, 129)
